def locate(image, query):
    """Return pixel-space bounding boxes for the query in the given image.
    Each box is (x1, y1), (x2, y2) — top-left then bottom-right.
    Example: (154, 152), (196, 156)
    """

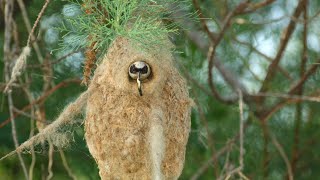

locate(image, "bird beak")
(137, 72), (143, 96)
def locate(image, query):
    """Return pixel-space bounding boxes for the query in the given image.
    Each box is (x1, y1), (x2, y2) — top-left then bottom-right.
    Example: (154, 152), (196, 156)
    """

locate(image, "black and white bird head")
(128, 61), (152, 96)
(129, 61), (151, 81)
(98, 38), (172, 97)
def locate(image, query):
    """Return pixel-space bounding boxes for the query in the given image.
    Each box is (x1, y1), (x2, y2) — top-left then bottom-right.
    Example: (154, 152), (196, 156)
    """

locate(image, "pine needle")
(60, 0), (188, 59)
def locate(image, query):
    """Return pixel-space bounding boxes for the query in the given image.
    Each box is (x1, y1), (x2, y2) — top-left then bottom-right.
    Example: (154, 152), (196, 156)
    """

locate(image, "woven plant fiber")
(85, 37), (191, 180)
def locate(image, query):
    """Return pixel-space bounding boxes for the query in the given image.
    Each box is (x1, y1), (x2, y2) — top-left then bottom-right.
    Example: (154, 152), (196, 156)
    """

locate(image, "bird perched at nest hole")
(84, 37), (191, 180)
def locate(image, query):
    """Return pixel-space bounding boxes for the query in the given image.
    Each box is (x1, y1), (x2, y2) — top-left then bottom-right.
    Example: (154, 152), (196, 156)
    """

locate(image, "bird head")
(93, 37), (174, 97)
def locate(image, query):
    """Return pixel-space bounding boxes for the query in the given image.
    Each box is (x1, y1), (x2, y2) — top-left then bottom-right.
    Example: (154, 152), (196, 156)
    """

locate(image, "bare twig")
(270, 133), (294, 180)
(192, 0), (217, 41)
(3, 0), (29, 179)
(239, 0), (276, 14)
(259, 0), (305, 93)
(224, 167), (243, 180)
(16, 0), (44, 63)
(256, 57), (320, 121)
(4, 46), (31, 92)
(46, 140), (54, 180)
(59, 149), (77, 180)
(261, 122), (270, 178)
(28, 121), (37, 180)
(191, 87), (219, 178)
(0, 91), (89, 161)
(238, 172), (250, 180)
(28, 50), (82, 68)
(0, 79), (81, 129)
(291, 0), (308, 176)
(192, 1), (249, 103)
(253, 92), (320, 103)
(26, 0), (51, 46)
(19, 73), (38, 180)
(238, 90), (244, 169)
(220, 150), (231, 179)
(218, 90), (247, 180)
(233, 37), (293, 81)
(254, 90), (320, 122)
(4, 0), (51, 92)
(190, 139), (236, 180)
(288, 58), (320, 94)
(207, 1), (249, 104)
(207, 45), (238, 104)
(176, 59), (212, 96)
(170, 4), (249, 101)
(13, 107), (42, 121)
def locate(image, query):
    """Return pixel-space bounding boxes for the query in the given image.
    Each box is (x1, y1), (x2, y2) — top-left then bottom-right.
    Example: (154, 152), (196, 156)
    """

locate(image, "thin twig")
(219, 149), (231, 179)
(217, 91), (246, 180)
(16, 0), (44, 63)
(59, 149), (77, 180)
(28, 50), (82, 68)
(238, 90), (244, 169)
(27, 0), (51, 46)
(170, 3), (249, 102)
(0, 91), (89, 161)
(20, 73), (37, 180)
(192, 0), (217, 41)
(0, 79), (81, 129)
(288, 58), (320, 94)
(13, 107), (42, 121)
(238, 171), (250, 180)
(207, 1), (249, 104)
(176, 59), (212, 96)
(4, 0), (51, 92)
(270, 133), (294, 180)
(190, 139), (236, 180)
(27, 102), (37, 180)
(224, 167), (243, 180)
(4, 1), (29, 179)
(233, 37), (293, 80)
(259, 0), (305, 93)
(207, 45), (238, 104)
(191, 87), (219, 178)
(261, 121), (270, 178)
(253, 92), (320, 103)
(239, 0), (276, 14)
(260, 90), (319, 124)
(290, 1), (308, 176)
(256, 57), (320, 121)
(46, 140), (54, 180)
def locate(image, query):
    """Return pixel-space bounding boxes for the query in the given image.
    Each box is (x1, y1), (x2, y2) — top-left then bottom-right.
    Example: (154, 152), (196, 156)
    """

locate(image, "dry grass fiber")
(85, 37), (191, 179)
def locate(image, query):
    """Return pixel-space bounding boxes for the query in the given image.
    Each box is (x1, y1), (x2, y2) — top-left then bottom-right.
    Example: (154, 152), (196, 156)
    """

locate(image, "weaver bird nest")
(85, 37), (191, 179)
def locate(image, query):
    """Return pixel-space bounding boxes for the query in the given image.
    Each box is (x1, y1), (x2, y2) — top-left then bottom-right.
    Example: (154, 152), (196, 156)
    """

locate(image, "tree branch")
(3, 0), (29, 178)
(0, 79), (81, 129)
(259, 0), (306, 93)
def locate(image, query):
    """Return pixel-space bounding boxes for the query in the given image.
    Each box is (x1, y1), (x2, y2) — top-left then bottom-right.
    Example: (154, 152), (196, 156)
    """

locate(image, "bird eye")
(128, 61), (151, 80)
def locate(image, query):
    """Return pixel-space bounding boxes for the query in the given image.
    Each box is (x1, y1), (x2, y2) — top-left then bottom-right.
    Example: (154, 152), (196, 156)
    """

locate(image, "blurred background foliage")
(1, 0), (320, 179)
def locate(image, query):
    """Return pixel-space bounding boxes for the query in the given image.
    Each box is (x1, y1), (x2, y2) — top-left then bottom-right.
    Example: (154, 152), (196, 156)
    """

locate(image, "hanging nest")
(85, 37), (192, 179)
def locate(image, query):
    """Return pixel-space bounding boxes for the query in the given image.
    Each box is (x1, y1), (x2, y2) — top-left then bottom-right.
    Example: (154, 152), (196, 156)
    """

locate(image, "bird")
(84, 37), (191, 180)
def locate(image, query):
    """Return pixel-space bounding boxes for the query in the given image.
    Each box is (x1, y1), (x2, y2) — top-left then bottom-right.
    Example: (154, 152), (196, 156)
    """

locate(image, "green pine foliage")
(60, 0), (183, 59)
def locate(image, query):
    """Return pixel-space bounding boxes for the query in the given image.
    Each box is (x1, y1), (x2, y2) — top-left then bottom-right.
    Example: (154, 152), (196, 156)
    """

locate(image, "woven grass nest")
(85, 37), (191, 179)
